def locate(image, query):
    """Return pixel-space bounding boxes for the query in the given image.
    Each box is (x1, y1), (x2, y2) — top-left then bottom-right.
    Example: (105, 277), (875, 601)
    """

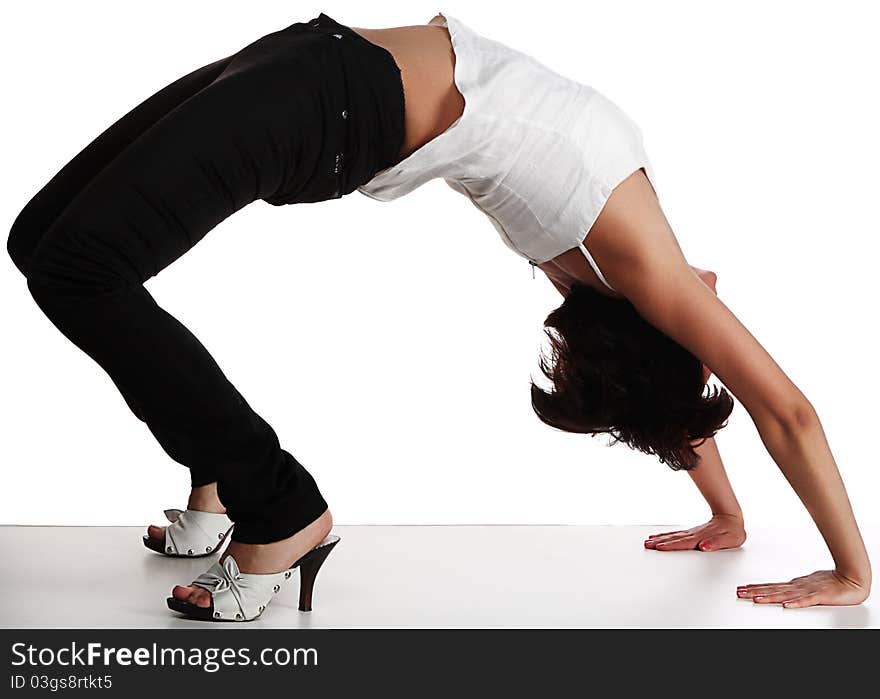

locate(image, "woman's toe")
(192, 587), (213, 608)
(171, 585), (209, 607)
(188, 585), (213, 608)
(171, 585), (192, 601)
(171, 584), (212, 608)
(147, 524), (165, 541)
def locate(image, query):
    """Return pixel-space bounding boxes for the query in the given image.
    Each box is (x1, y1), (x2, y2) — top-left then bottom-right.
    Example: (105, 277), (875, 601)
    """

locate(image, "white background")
(2, 1), (877, 537)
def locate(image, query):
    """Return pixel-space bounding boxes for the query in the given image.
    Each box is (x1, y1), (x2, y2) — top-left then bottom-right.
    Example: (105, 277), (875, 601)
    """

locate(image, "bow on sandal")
(142, 508), (234, 557)
(166, 534), (341, 621)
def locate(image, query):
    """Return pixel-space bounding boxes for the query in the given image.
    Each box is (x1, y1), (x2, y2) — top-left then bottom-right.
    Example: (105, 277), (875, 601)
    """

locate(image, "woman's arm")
(583, 169), (871, 606)
(644, 266), (746, 552)
(645, 436), (746, 552)
(545, 266), (747, 551)
(686, 437), (743, 520)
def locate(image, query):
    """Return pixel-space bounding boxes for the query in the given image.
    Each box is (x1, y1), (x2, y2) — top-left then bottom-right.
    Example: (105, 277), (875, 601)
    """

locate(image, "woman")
(7, 12), (870, 621)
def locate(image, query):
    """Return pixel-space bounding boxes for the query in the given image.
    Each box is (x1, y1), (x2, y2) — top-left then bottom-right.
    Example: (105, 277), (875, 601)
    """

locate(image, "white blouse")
(356, 12), (659, 292)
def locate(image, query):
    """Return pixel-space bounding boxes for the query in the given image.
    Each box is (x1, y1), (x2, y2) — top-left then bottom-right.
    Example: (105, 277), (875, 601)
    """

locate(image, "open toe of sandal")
(166, 534), (341, 621)
(143, 508), (234, 557)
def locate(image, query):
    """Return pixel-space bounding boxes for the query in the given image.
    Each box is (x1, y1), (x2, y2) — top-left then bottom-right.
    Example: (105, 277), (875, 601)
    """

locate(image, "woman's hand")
(737, 570), (870, 608)
(644, 514), (746, 552)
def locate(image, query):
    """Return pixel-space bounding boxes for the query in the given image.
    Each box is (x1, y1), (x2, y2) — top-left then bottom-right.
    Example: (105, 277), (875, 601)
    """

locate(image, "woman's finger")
(737, 584), (798, 598)
(752, 591), (799, 604)
(738, 580), (792, 591)
(649, 532), (693, 544)
(697, 535), (726, 551)
(782, 593), (824, 609)
(644, 533), (690, 548)
(654, 536), (698, 550)
(738, 583), (797, 594)
(647, 530), (686, 540)
(647, 535), (690, 547)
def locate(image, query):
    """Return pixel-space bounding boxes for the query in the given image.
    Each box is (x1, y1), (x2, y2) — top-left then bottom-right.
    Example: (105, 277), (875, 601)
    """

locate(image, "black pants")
(6, 13), (406, 544)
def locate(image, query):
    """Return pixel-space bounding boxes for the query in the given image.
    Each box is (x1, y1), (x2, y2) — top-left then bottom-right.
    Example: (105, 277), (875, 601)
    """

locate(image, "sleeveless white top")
(356, 12), (659, 292)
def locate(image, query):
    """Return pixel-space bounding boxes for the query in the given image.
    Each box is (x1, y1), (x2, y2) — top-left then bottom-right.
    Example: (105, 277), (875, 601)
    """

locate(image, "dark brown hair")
(530, 282), (734, 470)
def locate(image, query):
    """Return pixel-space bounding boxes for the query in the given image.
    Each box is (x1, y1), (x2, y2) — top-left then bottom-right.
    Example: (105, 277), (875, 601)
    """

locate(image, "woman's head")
(530, 282), (734, 471)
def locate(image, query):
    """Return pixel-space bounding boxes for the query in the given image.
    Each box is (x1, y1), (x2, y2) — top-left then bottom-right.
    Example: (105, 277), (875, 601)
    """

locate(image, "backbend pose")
(7, 12), (870, 621)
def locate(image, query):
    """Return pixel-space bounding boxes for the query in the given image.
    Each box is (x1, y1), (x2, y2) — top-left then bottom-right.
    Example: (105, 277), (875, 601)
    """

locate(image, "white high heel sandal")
(166, 534), (341, 621)
(142, 508), (234, 557)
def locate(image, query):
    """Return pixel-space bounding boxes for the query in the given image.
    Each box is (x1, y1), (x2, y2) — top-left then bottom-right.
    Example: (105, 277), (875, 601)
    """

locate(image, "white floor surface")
(0, 525), (875, 628)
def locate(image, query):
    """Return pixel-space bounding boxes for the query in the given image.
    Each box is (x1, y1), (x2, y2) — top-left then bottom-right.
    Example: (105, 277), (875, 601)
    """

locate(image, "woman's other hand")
(737, 570), (870, 608)
(644, 513), (746, 552)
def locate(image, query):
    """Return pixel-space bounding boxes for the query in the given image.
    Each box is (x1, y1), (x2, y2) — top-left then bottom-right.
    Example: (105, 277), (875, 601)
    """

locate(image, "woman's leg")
(7, 53), (237, 490)
(20, 34), (331, 548)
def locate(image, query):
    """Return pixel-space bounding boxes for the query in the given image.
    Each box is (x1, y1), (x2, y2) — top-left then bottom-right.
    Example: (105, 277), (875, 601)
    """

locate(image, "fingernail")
(700, 543), (710, 551)
(753, 596), (764, 602)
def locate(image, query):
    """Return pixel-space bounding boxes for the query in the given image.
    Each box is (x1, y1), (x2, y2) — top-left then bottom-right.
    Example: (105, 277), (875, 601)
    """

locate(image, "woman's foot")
(171, 508), (334, 608)
(146, 481), (226, 542)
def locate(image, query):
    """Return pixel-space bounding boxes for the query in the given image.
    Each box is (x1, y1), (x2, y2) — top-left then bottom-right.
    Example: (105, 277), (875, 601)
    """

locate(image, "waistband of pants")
(303, 12), (406, 190)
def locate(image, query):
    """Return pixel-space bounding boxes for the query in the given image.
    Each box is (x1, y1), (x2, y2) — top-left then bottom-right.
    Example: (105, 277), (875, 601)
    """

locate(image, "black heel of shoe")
(294, 534), (340, 611)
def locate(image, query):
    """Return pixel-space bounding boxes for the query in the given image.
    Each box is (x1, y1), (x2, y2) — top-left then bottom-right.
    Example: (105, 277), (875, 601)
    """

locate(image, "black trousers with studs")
(6, 13), (406, 544)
